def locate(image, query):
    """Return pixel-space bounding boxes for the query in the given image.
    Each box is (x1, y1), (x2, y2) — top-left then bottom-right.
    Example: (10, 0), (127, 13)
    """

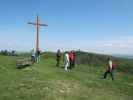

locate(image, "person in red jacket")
(69, 51), (76, 69)
(72, 50), (76, 68)
(69, 51), (73, 69)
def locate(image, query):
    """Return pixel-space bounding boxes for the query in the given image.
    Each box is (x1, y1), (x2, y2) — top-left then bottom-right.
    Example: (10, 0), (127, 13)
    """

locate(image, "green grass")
(0, 54), (133, 100)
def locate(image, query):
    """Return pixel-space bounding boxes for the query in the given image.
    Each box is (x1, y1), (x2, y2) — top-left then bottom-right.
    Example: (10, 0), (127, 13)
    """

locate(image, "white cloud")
(90, 36), (133, 54)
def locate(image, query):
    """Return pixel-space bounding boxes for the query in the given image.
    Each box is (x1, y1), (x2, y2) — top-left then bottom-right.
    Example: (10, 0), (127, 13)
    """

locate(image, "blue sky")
(0, 0), (133, 54)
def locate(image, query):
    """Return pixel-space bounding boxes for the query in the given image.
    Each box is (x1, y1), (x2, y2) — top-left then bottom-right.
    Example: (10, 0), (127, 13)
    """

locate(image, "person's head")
(57, 49), (60, 53)
(107, 57), (111, 61)
(65, 51), (68, 54)
(72, 50), (76, 54)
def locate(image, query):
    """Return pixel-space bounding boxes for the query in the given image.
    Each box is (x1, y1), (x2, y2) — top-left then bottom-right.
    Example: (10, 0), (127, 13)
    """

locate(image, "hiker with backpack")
(56, 49), (61, 67)
(103, 57), (116, 80)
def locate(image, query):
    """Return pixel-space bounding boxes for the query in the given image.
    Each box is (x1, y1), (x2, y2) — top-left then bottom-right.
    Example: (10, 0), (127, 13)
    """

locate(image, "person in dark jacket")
(56, 49), (61, 67)
(36, 50), (41, 63)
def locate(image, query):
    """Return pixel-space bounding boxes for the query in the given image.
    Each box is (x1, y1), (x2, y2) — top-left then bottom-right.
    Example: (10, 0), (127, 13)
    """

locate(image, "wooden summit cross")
(28, 15), (48, 52)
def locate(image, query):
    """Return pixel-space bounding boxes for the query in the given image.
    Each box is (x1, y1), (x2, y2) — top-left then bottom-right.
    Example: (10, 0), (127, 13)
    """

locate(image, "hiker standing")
(64, 52), (69, 71)
(69, 51), (74, 69)
(36, 50), (41, 63)
(56, 49), (61, 67)
(31, 49), (35, 64)
(72, 51), (76, 68)
(103, 58), (115, 80)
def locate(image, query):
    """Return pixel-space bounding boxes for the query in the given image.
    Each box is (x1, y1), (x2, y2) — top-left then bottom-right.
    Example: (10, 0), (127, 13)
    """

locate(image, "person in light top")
(64, 52), (69, 71)
(103, 57), (114, 80)
(31, 49), (35, 64)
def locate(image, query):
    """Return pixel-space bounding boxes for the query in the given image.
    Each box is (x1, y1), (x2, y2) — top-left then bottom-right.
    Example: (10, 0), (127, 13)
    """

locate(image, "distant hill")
(75, 51), (114, 66)
(113, 54), (133, 59)
(75, 51), (133, 74)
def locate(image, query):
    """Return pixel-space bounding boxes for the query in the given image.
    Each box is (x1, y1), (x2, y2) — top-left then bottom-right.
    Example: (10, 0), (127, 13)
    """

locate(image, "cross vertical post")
(28, 15), (48, 52)
(36, 15), (39, 52)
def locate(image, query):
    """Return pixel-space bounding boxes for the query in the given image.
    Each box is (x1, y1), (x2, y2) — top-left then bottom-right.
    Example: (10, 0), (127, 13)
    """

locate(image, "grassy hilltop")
(0, 52), (133, 100)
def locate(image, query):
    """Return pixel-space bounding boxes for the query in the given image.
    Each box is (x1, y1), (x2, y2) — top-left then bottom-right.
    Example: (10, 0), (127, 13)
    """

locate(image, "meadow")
(0, 52), (133, 100)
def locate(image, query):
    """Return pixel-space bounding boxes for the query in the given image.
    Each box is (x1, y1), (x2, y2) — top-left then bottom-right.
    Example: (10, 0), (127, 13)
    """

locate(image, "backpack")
(69, 52), (74, 61)
(112, 62), (117, 70)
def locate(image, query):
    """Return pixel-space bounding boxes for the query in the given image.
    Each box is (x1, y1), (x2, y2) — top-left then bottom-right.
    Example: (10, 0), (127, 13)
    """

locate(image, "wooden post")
(28, 15), (48, 52)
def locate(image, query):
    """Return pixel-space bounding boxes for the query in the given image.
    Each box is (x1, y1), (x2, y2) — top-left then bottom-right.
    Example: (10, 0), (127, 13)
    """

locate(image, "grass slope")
(0, 54), (133, 100)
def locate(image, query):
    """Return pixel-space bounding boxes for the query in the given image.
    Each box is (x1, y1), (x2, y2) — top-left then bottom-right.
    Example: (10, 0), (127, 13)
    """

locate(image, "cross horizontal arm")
(39, 24), (48, 26)
(28, 22), (48, 26)
(27, 22), (36, 25)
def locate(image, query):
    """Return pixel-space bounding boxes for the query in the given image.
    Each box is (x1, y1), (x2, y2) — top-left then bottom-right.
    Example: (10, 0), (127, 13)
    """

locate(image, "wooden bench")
(16, 58), (32, 69)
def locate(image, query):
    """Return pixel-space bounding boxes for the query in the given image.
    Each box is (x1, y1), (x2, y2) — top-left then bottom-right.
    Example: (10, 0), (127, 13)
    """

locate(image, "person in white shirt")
(103, 57), (114, 80)
(64, 52), (69, 71)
